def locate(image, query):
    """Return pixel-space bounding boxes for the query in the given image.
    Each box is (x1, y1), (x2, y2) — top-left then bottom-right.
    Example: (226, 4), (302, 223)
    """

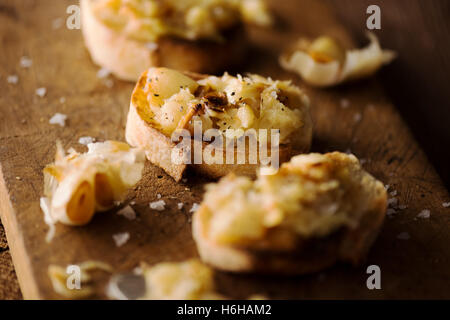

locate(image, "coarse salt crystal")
(442, 202), (450, 208)
(104, 79), (114, 88)
(20, 56), (33, 68)
(146, 42), (158, 51)
(49, 113), (67, 127)
(150, 200), (166, 211)
(390, 190), (398, 197)
(157, 194), (162, 199)
(388, 198), (398, 207)
(36, 87), (47, 97)
(190, 203), (200, 213)
(97, 67), (111, 79)
(78, 136), (95, 145)
(386, 208), (396, 216)
(117, 205), (136, 221)
(340, 99), (350, 108)
(353, 113), (362, 122)
(7, 75), (18, 84)
(113, 232), (130, 247)
(52, 17), (64, 29)
(397, 232), (410, 240)
(417, 209), (430, 219)
(177, 203), (184, 210)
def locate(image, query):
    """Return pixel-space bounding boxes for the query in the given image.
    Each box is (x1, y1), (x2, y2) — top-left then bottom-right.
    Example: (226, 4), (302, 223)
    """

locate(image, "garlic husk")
(280, 32), (396, 87)
(43, 141), (145, 226)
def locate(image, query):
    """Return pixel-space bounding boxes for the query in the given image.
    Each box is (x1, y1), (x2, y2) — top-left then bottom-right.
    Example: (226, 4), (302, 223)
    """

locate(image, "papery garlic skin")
(43, 141), (145, 226)
(280, 33), (396, 87)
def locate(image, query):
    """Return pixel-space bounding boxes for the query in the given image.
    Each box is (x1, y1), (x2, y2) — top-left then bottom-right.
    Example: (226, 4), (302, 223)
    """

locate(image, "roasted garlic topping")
(92, 0), (272, 42)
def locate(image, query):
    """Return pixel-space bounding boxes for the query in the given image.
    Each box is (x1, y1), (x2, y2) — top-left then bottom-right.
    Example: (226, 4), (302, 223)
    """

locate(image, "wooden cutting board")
(1, 0), (449, 299)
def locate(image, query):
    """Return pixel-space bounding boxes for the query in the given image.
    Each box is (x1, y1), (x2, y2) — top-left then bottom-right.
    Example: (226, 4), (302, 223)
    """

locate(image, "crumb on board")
(20, 56), (32, 68)
(117, 205), (136, 221)
(397, 232), (410, 240)
(149, 200), (166, 211)
(36, 87), (47, 97)
(113, 232), (130, 247)
(417, 209), (431, 219)
(49, 113), (67, 127)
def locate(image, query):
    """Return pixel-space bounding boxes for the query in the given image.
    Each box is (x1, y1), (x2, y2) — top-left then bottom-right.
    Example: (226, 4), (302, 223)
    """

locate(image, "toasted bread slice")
(126, 68), (312, 181)
(192, 152), (387, 274)
(81, 0), (249, 81)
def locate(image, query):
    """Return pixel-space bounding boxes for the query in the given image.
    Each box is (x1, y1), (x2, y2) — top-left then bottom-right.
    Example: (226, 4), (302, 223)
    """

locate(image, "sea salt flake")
(36, 87), (47, 97)
(117, 205), (136, 221)
(390, 190), (398, 197)
(388, 198), (398, 207)
(190, 203), (200, 213)
(149, 200), (166, 211)
(7, 75), (18, 84)
(49, 113), (67, 127)
(177, 203), (184, 210)
(417, 209), (430, 219)
(353, 113), (362, 122)
(386, 208), (397, 216)
(52, 17), (64, 29)
(113, 232), (130, 247)
(397, 232), (410, 240)
(157, 194), (162, 199)
(340, 99), (350, 108)
(97, 67), (111, 79)
(20, 56), (33, 68)
(145, 42), (158, 51)
(78, 136), (95, 145)
(442, 202), (450, 208)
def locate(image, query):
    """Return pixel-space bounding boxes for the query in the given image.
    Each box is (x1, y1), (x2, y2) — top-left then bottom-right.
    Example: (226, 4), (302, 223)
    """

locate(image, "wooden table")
(1, 0), (449, 299)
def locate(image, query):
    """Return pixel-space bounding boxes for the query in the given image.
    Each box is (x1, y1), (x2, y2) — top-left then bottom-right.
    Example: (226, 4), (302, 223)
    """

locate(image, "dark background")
(328, 0), (450, 189)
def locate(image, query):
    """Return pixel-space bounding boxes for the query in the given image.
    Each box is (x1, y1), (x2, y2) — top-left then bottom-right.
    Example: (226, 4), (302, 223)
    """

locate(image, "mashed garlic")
(136, 68), (311, 149)
(198, 152), (386, 248)
(92, 0), (272, 42)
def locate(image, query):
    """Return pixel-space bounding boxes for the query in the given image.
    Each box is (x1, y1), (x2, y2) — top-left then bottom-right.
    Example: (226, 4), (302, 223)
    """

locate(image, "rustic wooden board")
(1, 0), (450, 299)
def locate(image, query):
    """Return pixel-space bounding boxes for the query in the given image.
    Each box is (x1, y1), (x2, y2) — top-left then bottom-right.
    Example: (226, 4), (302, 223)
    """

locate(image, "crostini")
(280, 33), (396, 87)
(192, 152), (387, 274)
(125, 67), (313, 181)
(81, 0), (272, 81)
(40, 141), (145, 232)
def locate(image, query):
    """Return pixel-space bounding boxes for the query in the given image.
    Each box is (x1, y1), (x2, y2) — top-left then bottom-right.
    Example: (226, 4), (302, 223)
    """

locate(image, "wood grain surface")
(1, 0), (449, 299)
